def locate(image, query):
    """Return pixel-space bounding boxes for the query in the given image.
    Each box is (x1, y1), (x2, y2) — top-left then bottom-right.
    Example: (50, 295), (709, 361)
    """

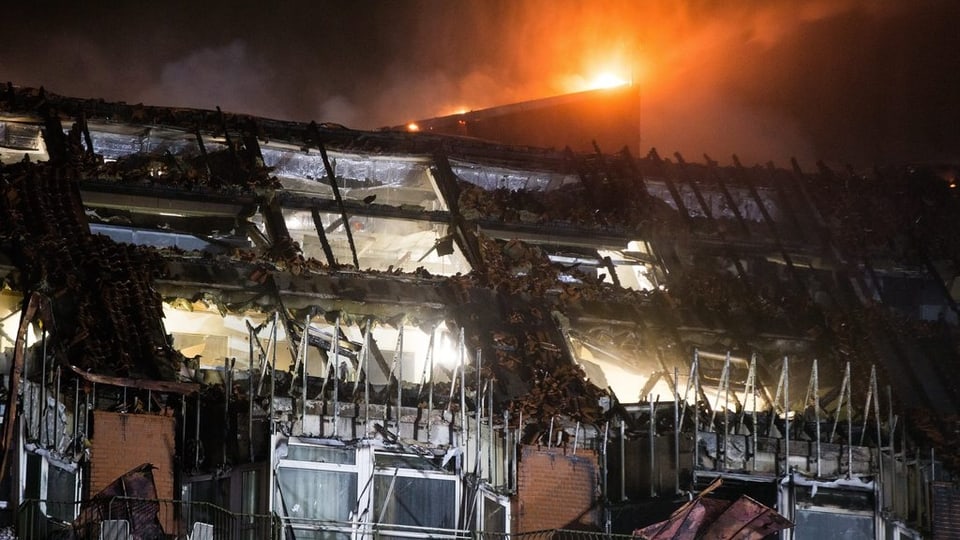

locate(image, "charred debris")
(0, 84), (959, 533)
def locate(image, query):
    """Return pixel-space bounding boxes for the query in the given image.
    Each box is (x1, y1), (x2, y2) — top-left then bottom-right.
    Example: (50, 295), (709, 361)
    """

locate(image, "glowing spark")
(407, 123), (420, 132)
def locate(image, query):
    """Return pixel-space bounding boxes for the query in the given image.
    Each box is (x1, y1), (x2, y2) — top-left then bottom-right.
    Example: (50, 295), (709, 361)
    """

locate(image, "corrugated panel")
(933, 481), (960, 540)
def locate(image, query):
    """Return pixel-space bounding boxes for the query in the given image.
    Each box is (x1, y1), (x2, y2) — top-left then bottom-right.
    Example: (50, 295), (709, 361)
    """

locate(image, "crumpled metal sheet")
(263, 147), (430, 188)
(704, 495), (794, 539)
(72, 463), (166, 539)
(636, 479), (793, 539)
(0, 121), (41, 150)
(450, 159), (578, 192)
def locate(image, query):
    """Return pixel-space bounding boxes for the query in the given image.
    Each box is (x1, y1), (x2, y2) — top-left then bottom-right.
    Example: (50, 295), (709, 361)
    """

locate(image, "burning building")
(0, 84), (958, 539)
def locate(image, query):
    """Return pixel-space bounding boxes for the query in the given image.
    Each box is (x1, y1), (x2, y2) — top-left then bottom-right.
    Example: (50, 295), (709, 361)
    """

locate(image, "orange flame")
(586, 72), (630, 90)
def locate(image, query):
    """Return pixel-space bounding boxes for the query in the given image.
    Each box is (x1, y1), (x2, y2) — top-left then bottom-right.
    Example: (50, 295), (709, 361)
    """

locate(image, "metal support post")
(395, 323), (404, 423)
(619, 419), (626, 501)
(649, 397), (656, 497)
(270, 312), (278, 436)
(888, 385), (895, 512)
(784, 357), (790, 475)
(332, 315), (340, 438)
(362, 319), (371, 431)
(674, 366), (680, 492)
(693, 350), (701, 479)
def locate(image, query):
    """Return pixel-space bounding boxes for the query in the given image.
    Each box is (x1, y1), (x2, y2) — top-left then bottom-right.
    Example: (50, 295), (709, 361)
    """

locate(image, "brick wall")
(90, 410), (176, 500)
(514, 446), (600, 532)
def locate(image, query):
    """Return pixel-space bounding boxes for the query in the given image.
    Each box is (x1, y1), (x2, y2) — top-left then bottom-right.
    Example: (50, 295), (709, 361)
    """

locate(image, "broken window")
(450, 159), (578, 192)
(372, 458), (457, 530)
(0, 121), (41, 151)
(183, 476), (231, 525)
(266, 149), (442, 209)
(285, 209), (471, 275)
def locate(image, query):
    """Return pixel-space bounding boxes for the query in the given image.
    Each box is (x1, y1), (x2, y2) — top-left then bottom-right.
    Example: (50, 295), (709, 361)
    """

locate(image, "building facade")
(1, 85), (958, 538)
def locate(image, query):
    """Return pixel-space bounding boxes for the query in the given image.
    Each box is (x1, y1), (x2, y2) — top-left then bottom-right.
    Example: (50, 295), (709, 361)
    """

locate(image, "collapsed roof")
(1, 84), (959, 464)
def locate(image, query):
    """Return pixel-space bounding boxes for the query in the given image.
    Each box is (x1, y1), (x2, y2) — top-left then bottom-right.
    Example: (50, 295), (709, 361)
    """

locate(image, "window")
(373, 452), (459, 532)
(373, 474), (456, 529)
(276, 442), (361, 539)
(277, 468), (357, 521)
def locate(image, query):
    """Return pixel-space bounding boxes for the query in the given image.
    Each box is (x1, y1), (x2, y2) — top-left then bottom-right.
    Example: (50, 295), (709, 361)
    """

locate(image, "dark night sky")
(2, 1), (958, 168)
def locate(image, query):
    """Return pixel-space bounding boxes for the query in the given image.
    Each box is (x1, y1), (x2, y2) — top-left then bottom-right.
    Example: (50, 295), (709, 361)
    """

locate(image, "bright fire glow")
(587, 72), (629, 90)
(406, 123), (420, 132)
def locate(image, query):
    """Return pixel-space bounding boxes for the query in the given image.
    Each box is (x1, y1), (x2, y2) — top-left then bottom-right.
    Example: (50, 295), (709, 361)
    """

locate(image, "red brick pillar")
(514, 446), (600, 532)
(89, 410), (177, 531)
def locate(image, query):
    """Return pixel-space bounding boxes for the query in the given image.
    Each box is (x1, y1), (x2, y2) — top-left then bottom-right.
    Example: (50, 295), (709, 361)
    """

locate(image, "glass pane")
(794, 509), (874, 540)
(286, 529), (352, 540)
(374, 475), (456, 529)
(483, 496), (506, 534)
(288, 210), (471, 276)
(287, 445), (356, 465)
(47, 465), (77, 522)
(241, 470), (258, 514)
(277, 468), (357, 522)
(188, 477), (230, 508)
(374, 453), (445, 471)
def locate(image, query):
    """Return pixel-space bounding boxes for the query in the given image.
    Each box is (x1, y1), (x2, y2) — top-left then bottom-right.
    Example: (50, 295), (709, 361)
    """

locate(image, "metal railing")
(17, 498), (631, 540)
(18, 497), (277, 539)
(497, 530), (636, 540)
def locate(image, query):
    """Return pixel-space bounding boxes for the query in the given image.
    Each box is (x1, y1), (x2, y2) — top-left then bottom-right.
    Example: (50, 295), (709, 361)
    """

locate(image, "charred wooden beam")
(703, 154), (752, 238)
(40, 105), (68, 163)
(732, 154), (804, 291)
(69, 364), (199, 394)
(646, 148), (696, 229)
(0, 293), (42, 500)
(261, 196), (294, 254)
(430, 151), (484, 272)
(764, 161), (811, 244)
(310, 207), (339, 267)
(674, 152), (751, 287)
(241, 118), (265, 166)
(194, 129), (213, 179)
(309, 123), (361, 269)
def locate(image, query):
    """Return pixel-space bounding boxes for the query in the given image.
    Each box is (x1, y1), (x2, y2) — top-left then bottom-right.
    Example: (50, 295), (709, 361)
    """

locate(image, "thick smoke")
(138, 40), (288, 120)
(2, 1), (957, 167)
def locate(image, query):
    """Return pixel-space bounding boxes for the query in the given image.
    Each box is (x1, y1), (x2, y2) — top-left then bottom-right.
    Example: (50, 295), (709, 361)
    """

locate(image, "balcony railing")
(17, 498), (635, 540)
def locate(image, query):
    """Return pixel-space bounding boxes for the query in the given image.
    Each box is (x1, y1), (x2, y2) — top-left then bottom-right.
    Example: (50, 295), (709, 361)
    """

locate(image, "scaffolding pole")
(674, 366), (680, 492)
(804, 359), (820, 477)
(362, 319), (371, 430)
(301, 313), (310, 434)
(332, 315), (341, 439)
(392, 323), (404, 424)
(693, 350), (701, 479)
(784, 357), (790, 475)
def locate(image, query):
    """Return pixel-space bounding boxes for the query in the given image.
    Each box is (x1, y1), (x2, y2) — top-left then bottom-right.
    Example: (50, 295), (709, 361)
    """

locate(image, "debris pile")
(0, 160), (181, 380)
